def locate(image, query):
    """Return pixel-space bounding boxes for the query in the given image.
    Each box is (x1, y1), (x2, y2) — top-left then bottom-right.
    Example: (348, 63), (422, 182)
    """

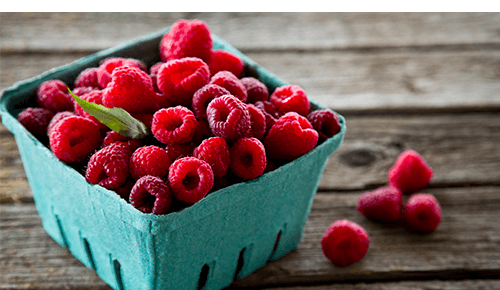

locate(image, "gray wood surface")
(1, 12), (500, 290)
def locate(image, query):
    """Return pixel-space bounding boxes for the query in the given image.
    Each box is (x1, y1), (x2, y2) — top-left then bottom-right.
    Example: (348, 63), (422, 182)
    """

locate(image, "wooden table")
(1, 12), (500, 289)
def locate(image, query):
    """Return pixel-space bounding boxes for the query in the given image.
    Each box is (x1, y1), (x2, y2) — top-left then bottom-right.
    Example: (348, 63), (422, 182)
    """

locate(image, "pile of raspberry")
(16, 19), (342, 215)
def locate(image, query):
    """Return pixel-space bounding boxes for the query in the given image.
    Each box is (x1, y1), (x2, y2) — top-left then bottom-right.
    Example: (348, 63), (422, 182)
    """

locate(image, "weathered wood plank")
(1, 13), (500, 53)
(2, 112), (500, 201)
(2, 186), (499, 289)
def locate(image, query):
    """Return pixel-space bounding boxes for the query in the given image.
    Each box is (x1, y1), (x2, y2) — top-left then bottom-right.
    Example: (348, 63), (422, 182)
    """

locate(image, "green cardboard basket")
(0, 27), (346, 290)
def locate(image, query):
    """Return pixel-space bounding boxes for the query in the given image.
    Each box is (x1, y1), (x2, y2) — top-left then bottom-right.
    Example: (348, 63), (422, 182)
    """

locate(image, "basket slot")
(198, 263), (210, 290)
(54, 213), (69, 248)
(233, 247), (246, 280)
(82, 237), (96, 270)
(112, 258), (124, 290)
(268, 230), (282, 261)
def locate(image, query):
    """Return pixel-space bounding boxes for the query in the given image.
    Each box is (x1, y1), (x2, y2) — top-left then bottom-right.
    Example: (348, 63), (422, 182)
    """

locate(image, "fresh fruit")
(193, 137), (230, 178)
(229, 137), (267, 180)
(208, 49), (244, 78)
(168, 157), (214, 204)
(307, 109), (342, 143)
(129, 145), (172, 180)
(240, 77), (269, 104)
(388, 149), (434, 194)
(206, 94), (251, 142)
(321, 220), (370, 267)
(356, 186), (403, 223)
(151, 106), (198, 144)
(270, 85), (310, 117)
(403, 193), (442, 234)
(130, 175), (173, 214)
(37, 80), (74, 112)
(17, 107), (55, 140)
(209, 71), (247, 103)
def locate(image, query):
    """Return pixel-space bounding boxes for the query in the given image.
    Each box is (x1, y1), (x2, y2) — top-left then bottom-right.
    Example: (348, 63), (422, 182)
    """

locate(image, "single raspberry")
(49, 116), (102, 163)
(129, 145), (172, 180)
(356, 186), (403, 223)
(307, 109), (342, 143)
(209, 71), (247, 103)
(130, 175), (173, 214)
(156, 57), (210, 107)
(229, 137), (267, 181)
(85, 141), (134, 189)
(270, 85), (310, 116)
(74, 67), (99, 88)
(206, 95), (251, 142)
(192, 84), (231, 120)
(17, 107), (55, 140)
(168, 157), (214, 204)
(403, 193), (442, 234)
(37, 80), (74, 112)
(149, 61), (165, 93)
(74, 90), (107, 130)
(246, 104), (266, 140)
(321, 220), (370, 267)
(102, 65), (159, 114)
(388, 149), (434, 194)
(159, 19), (213, 63)
(208, 49), (244, 78)
(165, 142), (196, 162)
(101, 130), (142, 150)
(263, 112), (318, 161)
(97, 57), (147, 89)
(151, 106), (198, 144)
(255, 100), (280, 136)
(240, 77), (269, 104)
(47, 111), (77, 136)
(193, 137), (230, 178)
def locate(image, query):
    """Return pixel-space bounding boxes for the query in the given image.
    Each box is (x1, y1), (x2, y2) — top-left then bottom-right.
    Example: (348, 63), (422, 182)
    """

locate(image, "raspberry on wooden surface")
(168, 157), (214, 204)
(356, 186), (403, 223)
(37, 80), (74, 112)
(388, 149), (434, 194)
(321, 220), (370, 267)
(403, 193), (442, 234)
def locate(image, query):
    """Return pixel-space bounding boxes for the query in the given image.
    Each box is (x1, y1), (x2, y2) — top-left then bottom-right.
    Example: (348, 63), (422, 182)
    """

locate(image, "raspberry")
(192, 84), (231, 120)
(85, 141), (134, 189)
(229, 137), (267, 181)
(356, 186), (403, 223)
(151, 106), (198, 144)
(206, 95), (251, 142)
(263, 112), (318, 161)
(101, 130), (142, 150)
(97, 57), (147, 89)
(130, 175), (173, 214)
(102, 65), (159, 114)
(240, 77), (269, 104)
(255, 100), (280, 136)
(47, 111), (77, 136)
(246, 104), (266, 140)
(270, 85), (310, 116)
(209, 71), (247, 103)
(156, 57), (210, 107)
(193, 137), (230, 178)
(72, 86), (99, 97)
(17, 107), (55, 140)
(403, 193), (442, 234)
(74, 90), (107, 130)
(149, 61), (165, 93)
(388, 149), (434, 194)
(321, 220), (370, 267)
(159, 19), (213, 63)
(129, 145), (172, 180)
(37, 80), (74, 112)
(168, 157), (214, 204)
(74, 67), (99, 88)
(307, 109), (342, 143)
(49, 116), (102, 163)
(165, 142), (195, 161)
(208, 49), (244, 78)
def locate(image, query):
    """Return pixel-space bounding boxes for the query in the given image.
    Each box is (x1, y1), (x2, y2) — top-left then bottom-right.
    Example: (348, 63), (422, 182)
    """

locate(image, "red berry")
(193, 137), (230, 178)
(230, 137), (267, 181)
(159, 19), (213, 63)
(307, 109), (342, 143)
(263, 112), (318, 161)
(241, 77), (269, 104)
(47, 111), (77, 136)
(246, 104), (266, 140)
(206, 95), (251, 142)
(165, 142), (196, 161)
(156, 57), (210, 107)
(102, 66), (159, 114)
(86, 141), (134, 189)
(356, 186), (403, 223)
(255, 100), (280, 136)
(74, 67), (99, 88)
(168, 157), (214, 204)
(49, 116), (102, 163)
(208, 49), (244, 78)
(71, 86), (99, 97)
(151, 106), (198, 144)
(37, 80), (73, 112)
(17, 107), (55, 140)
(97, 57), (147, 89)
(130, 175), (173, 214)
(209, 71), (247, 103)
(321, 220), (370, 267)
(129, 145), (172, 180)
(149, 61), (165, 93)
(270, 85), (310, 116)
(388, 149), (434, 194)
(403, 193), (442, 234)
(192, 84), (231, 120)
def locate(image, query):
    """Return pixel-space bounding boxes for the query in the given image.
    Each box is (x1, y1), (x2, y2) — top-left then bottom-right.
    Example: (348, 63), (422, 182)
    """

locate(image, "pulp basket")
(0, 26), (346, 290)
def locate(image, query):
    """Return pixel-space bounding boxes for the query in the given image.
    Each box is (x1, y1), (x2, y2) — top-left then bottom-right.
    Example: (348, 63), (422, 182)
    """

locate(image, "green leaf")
(69, 89), (150, 140)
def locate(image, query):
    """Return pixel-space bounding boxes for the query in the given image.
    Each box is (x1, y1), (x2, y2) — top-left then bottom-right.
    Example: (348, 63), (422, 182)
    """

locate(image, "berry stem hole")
(239, 152), (254, 168)
(183, 173), (200, 190)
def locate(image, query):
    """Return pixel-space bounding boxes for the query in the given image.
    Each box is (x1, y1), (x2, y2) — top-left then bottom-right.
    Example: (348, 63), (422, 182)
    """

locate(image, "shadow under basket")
(0, 26), (346, 290)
